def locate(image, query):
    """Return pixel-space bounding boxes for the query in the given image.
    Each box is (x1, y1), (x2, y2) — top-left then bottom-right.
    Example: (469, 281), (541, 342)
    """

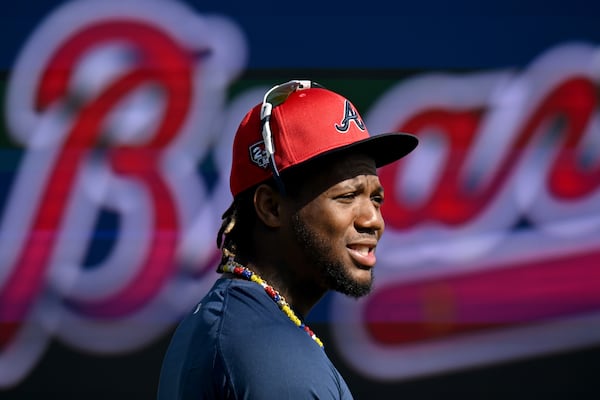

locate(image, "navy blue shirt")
(158, 277), (353, 399)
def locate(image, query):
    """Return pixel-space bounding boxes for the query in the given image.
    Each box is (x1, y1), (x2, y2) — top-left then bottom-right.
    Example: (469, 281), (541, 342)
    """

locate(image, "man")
(158, 80), (418, 399)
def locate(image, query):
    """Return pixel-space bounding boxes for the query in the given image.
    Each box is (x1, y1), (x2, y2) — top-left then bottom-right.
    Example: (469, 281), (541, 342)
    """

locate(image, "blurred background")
(2, 0), (600, 398)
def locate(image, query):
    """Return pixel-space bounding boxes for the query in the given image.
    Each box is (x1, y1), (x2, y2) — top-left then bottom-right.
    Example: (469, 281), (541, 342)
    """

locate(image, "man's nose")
(355, 198), (384, 235)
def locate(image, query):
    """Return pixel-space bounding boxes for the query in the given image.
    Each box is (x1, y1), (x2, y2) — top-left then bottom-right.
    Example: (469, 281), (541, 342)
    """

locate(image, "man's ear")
(254, 184), (282, 228)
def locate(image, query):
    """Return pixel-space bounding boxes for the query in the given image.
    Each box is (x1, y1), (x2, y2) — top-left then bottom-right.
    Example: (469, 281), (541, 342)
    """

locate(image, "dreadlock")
(215, 187), (258, 270)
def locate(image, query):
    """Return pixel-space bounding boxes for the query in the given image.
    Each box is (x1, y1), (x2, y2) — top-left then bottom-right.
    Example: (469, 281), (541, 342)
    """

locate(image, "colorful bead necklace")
(220, 257), (324, 348)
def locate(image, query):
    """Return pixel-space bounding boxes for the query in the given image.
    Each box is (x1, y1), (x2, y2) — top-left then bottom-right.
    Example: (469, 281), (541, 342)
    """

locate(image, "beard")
(290, 213), (373, 298)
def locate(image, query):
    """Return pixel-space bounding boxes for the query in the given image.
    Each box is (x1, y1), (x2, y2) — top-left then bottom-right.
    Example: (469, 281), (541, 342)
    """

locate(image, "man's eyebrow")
(372, 185), (384, 196)
(334, 177), (364, 191)
(334, 178), (384, 194)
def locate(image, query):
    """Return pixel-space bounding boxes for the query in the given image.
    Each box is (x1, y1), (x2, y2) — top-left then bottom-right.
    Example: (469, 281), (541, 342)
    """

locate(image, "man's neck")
(246, 260), (325, 319)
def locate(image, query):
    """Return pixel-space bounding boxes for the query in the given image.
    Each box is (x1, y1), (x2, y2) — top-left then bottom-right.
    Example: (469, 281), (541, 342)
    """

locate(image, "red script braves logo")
(0, 0), (245, 387)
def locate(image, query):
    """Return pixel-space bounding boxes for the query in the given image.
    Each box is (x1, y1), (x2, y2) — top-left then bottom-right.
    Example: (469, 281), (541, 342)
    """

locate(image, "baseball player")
(158, 80), (418, 399)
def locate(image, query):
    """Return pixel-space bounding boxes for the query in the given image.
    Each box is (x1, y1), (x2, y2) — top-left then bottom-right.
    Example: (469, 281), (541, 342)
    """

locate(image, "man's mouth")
(347, 243), (377, 267)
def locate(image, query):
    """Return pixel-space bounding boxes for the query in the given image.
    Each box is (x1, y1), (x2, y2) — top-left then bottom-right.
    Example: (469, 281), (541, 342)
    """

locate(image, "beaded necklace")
(220, 257), (324, 348)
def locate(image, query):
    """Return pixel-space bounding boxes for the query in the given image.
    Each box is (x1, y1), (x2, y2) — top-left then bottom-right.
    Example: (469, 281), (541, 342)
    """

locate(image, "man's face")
(287, 153), (385, 297)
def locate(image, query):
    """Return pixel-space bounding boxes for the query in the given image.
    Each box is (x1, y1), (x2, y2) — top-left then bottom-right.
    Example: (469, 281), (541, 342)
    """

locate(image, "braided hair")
(215, 187), (258, 270)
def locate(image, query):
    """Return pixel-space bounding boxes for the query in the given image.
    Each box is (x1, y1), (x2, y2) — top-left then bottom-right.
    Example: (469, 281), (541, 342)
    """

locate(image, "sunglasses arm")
(260, 102), (275, 156)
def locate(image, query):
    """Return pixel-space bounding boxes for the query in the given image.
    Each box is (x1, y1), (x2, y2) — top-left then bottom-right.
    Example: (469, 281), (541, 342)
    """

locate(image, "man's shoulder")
(170, 278), (353, 399)
(216, 280), (345, 387)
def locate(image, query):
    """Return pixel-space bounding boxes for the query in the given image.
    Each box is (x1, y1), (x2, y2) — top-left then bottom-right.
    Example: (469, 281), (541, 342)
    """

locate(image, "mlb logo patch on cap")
(249, 141), (269, 169)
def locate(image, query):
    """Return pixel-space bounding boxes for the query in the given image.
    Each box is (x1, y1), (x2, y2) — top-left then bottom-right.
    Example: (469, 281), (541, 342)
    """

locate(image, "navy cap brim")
(312, 132), (419, 169)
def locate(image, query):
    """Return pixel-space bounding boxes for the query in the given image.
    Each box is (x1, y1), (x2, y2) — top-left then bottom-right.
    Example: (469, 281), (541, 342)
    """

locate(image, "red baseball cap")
(230, 81), (418, 196)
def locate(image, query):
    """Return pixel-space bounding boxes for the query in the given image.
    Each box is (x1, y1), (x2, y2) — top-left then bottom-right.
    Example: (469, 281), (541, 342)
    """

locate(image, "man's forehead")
(292, 151), (376, 179)
(283, 152), (379, 202)
(327, 153), (378, 175)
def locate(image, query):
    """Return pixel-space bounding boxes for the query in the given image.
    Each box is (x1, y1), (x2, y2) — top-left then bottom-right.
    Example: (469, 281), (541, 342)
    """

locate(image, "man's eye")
(337, 193), (356, 200)
(372, 195), (384, 205)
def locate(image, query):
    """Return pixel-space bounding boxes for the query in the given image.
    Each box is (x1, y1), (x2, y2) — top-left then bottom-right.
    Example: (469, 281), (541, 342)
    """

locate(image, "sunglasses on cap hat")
(260, 80), (324, 193)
